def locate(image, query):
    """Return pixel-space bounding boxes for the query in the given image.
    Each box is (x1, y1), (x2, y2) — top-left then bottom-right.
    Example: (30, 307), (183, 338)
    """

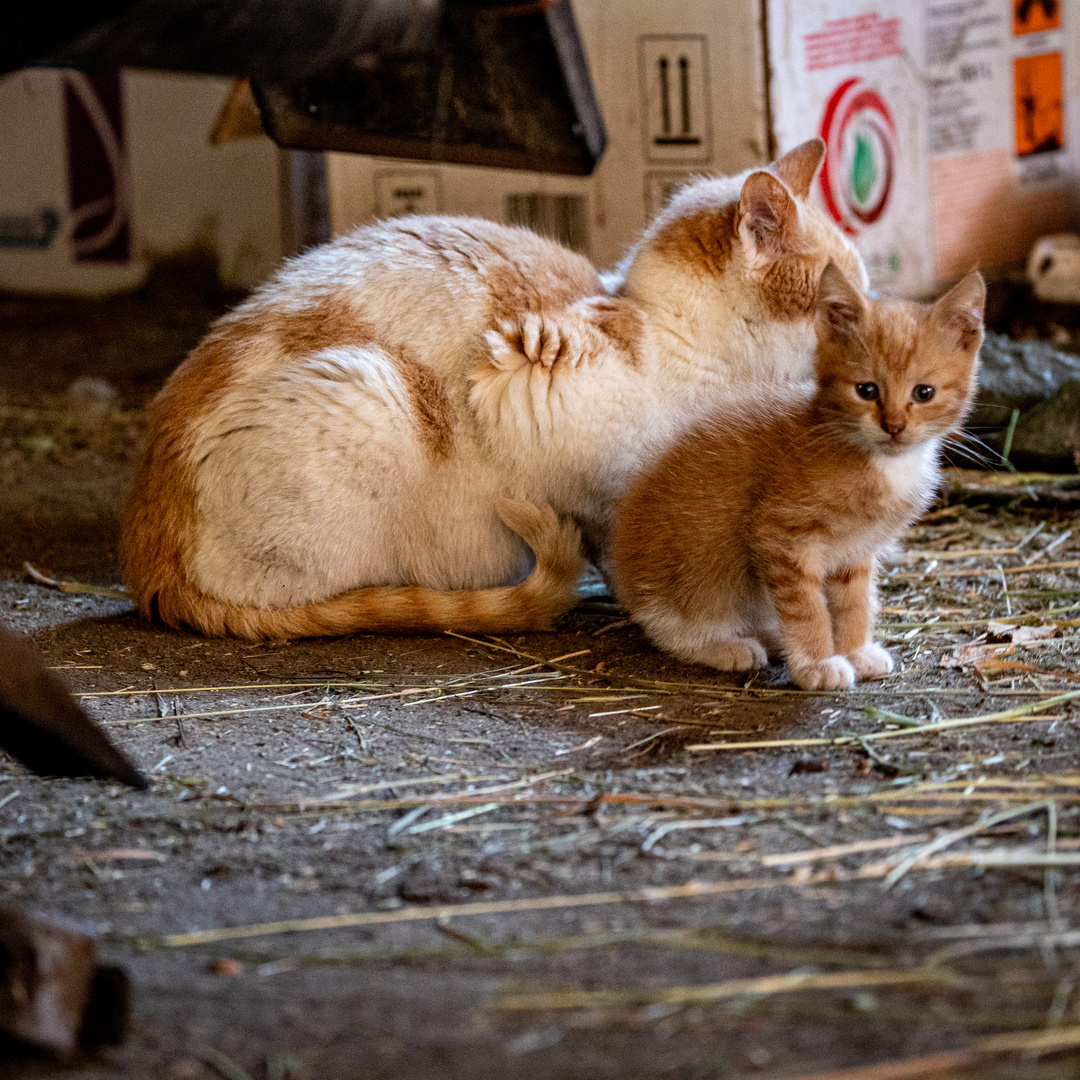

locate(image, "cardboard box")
(0, 69), (283, 295)
(329, 0), (1080, 298)
(768, 0), (1080, 296)
(328, 0), (770, 272)
(3, 2), (1076, 299)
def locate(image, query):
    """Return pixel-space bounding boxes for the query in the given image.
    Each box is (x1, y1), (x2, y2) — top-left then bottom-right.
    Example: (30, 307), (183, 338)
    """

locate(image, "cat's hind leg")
(633, 602), (768, 671)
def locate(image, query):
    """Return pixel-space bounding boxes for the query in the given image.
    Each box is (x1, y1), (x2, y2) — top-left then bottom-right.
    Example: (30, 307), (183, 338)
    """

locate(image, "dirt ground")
(3, 275), (1080, 1080)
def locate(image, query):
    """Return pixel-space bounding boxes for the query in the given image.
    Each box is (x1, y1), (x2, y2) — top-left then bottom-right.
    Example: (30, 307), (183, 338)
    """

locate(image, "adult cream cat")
(122, 139), (866, 639)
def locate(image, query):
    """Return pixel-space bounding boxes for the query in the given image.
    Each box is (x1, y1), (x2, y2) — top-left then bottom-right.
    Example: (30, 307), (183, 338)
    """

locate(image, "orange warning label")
(1014, 52), (1064, 157)
(1013, 0), (1062, 36)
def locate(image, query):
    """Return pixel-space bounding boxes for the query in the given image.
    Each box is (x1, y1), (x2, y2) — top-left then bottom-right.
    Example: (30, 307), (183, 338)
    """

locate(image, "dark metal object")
(9, 0), (605, 177)
(253, 0), (606, 174)
(0, 624), (147, 789)
(0, 905), (129, 1056)
(1, 2), (138, 77)
(279, 150), (332, 255)
(21, 0), (441, 82)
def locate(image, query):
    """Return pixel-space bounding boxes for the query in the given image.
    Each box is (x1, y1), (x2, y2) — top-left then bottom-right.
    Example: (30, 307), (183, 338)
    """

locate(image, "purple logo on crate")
(818, 77), (897, 237)
(63, 72), (131, 263)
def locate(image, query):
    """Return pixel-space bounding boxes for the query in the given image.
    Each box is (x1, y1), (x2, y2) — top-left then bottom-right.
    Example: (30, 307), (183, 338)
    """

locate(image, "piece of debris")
(985, 622), (1059, 643)
(24, 562), (129, 600)
(939, 641), (1015, 668)
(206, 958), (243, 977)
(0, 623), (147, 788)
(0, 904), (129, 1056)
(1027, 233), (1080, 304)
(789, 756), (830, 775)
(65, 376), (119, 415)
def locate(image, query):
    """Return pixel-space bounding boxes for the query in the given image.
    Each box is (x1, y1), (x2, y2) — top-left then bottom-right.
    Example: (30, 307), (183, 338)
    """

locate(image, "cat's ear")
(814, 260), (866, 341)
(932, 271), (986, 352)
(772, 138), (826, 199)
(736, 172), (799, 259)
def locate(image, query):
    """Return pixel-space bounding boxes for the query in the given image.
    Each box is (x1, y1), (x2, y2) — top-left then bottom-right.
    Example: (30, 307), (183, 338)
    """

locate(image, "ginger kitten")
(609, 263), (985, 690)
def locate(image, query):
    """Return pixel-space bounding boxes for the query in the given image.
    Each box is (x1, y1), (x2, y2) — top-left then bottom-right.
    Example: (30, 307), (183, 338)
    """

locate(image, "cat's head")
(813, 261), (985, 455)
(619, 139), (868, 375)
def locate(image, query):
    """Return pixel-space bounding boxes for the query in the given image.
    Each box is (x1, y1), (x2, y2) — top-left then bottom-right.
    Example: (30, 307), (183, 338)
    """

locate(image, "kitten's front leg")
(765, 552), (855, 691)
(826, 563), (894, 680)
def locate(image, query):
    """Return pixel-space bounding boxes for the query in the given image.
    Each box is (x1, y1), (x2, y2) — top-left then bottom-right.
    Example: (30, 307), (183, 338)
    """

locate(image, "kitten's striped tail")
(150, 500), (585, 641)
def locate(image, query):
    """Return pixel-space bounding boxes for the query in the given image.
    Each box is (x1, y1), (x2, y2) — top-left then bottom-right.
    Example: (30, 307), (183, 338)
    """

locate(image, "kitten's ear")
(815, 260), (866, 341)
(736, 172), (799, 259)
(932, 271), (986, 352)
(772, 138), (826, 199)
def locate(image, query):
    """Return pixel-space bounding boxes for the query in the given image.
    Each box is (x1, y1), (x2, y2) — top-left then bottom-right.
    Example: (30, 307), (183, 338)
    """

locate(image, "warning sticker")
(1013, 0), (1061, 36)
(1014, 52), (1064, 157)
(803, 14), (902, 72)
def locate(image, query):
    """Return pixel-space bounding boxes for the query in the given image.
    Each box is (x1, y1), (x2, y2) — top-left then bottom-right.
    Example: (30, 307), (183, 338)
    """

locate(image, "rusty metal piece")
(253, 0), (606, 174)
(0, 905), (129, 1056)
(0, 624), (147, 789)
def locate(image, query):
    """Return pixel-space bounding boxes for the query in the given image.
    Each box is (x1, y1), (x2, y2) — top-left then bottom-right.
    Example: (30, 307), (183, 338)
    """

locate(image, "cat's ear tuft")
(772, 138), (826, 199)
(737, 172), (799, 258)
(933, 271), (986, 352)
(815, 261), (866, 341)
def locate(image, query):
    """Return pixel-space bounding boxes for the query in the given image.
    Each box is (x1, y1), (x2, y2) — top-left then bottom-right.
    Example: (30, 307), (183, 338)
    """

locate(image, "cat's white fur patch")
(872, 438), (941, 501)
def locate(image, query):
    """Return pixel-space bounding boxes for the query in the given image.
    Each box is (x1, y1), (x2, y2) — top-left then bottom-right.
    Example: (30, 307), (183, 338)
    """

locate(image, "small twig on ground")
(489, 967), (958, 1011)
(779, 1025), (1080, 1080)
(23, 561), (130, 599)
(996, 564), (1011, 616)
(882, 801), (1058, 890)
(198, 1047), (255, 1080)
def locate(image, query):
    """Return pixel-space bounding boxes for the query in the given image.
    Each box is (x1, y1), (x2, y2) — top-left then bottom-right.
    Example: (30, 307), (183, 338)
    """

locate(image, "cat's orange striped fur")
(610, 262), (986, 690)
(125, 492), (583, 640)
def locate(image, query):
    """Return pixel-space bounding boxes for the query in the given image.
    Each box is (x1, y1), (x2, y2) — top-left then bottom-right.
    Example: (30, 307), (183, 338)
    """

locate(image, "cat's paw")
(790, 655), (856, 691)
(698, 638), (769, 671)
(488, 314), (584, 372)
(848, 643), (894, 680)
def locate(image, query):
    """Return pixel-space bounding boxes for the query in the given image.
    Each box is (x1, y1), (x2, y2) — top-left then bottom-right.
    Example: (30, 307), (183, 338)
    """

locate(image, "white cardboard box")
(3, 2), (1077, 299)
(768, 0), (1080, 296)
(0, 69), (283, 295)
(330, 0), (1080, 298)
(328, 0), (770, 272)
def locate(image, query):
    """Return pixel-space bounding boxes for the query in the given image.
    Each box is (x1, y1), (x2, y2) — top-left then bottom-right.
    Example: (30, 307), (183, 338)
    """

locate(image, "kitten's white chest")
(872, 440), (940, 502)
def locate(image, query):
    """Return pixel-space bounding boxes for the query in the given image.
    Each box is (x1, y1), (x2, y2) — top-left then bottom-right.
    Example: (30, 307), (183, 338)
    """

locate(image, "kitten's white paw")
(699, 638), (769, 671)
(790, 655), (856, 691)
(849, 643), (894, 680)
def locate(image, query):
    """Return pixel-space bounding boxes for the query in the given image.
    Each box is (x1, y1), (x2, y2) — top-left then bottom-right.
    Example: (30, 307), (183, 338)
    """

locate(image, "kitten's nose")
(880, 413), (906, 437)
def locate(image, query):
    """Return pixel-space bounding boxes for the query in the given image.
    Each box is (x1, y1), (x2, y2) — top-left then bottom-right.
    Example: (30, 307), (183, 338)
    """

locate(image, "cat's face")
(813, 262), (985, 456)
(624, 140), (868, 339)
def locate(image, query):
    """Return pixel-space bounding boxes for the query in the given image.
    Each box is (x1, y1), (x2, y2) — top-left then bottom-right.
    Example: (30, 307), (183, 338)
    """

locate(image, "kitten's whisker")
(956, 430), (1000, 452)
(952, 430), (1010, 469)
(943, 437), (1000, 470)
(969, 403), (1023, 414)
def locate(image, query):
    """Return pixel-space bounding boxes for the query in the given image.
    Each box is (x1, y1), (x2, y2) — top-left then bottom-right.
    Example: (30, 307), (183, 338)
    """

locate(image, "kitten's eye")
(854, 382), (879, 401)
(913, 384), (936, 402)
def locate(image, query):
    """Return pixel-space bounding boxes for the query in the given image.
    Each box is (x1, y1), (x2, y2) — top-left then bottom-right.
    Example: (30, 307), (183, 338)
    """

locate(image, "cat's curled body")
(609, 263), (986, 690)
(122, 139), (866, 640)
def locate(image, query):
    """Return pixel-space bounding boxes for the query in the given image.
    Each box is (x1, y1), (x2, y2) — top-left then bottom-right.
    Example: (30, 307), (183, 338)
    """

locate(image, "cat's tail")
(149, 499), (585, 641)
